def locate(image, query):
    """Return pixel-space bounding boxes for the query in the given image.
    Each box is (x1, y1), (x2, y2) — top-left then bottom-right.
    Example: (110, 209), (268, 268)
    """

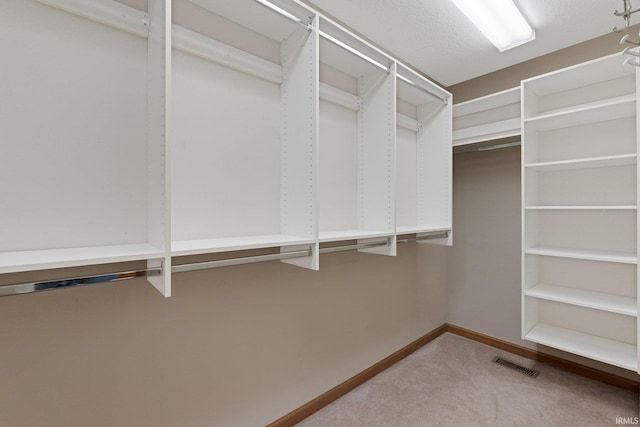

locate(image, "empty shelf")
(0, 244), (164, 274)
(172, 235), (315, 257)
(319, 230), (393, 243)
(524, 205), (637, 210)
(525, 246), (637, 264)
(524, 153), (637, 172)
(452, 118), (520, 146)
(525, 323), (637, 371)
(453, 87), (520, 117)
(525, 284), (637, 316)
(396, 225), (451, 235)
(524, 95), (636, 132)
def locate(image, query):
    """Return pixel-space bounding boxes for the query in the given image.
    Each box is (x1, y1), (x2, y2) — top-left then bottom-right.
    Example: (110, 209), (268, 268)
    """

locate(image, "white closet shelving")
(396, 64), (452, 244)
(453, 87), (520, 146)
(1, 0), (452, 295)
(171, 0), (319, 269)
(0, 0), (171, 296)
(521, 53), (639, 371)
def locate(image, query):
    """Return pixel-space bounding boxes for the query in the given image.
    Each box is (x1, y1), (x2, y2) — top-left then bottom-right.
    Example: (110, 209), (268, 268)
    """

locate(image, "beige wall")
(0, 245), (446, 427)
(447, 30), (640, 381)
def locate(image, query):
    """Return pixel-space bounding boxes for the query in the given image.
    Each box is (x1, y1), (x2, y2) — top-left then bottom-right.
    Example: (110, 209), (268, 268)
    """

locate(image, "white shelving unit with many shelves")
(521, 53), (639, 372)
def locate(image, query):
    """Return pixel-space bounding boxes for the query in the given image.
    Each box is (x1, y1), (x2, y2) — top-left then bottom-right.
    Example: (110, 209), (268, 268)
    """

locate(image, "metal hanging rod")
(0, 268), (162, 298)
(397, 232), (449, 244)
(171, 248), (312, 273)
(319, 239), (390, 254)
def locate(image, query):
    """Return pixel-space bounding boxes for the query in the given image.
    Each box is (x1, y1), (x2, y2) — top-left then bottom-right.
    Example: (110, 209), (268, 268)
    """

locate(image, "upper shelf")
(522, 53), (634, 98)
(454, 87), (520, 116)
(318, 17), (393, 79)
(522, 53), (635, 121)
(453, 87), (520, 146)
(189, 0), (314, 41)
(396, 63), (450, 108)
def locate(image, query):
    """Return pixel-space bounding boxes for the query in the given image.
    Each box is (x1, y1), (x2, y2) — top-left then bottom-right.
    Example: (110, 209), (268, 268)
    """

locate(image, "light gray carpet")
(297, 333), (639, 426)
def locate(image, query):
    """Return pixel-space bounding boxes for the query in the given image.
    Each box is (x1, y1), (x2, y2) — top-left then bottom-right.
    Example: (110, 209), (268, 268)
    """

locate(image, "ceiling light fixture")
(450, 0), (535, 52)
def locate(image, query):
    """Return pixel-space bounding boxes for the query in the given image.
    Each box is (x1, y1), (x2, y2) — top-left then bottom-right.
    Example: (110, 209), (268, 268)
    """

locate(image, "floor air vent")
(493, 357), (540, 378)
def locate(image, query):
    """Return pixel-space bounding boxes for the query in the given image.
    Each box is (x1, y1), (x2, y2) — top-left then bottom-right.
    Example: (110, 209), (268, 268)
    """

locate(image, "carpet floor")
(296, 333), (639, 426)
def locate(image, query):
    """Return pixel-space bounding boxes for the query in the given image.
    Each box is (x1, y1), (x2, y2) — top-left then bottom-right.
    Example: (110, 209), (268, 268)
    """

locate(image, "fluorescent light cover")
(450, 0), (534, 52)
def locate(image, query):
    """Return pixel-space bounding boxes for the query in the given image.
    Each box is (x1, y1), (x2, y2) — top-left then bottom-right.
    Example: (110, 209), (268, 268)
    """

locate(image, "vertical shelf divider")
(280, 15), (319, 270)
(146, 0), (172, 296)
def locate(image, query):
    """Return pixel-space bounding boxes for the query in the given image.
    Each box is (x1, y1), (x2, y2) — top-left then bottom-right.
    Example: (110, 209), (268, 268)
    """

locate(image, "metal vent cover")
(493, 356), (540, 378)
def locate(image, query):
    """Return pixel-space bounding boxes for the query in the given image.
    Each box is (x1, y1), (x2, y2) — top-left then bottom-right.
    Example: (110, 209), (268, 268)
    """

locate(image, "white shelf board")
(395, 62), (449, 107)
(453, 87), (520, 118)
(525, 323), (637, 371)
(172, 25), (283, 85)
(524, 95), (635, 132)
(396, 225), (451, 235)
(524, 205), (637, 210)
(525, 246), (637, 264)
(319, 82), (359, 111)
(189, 0), (312, 42)
(319, 229), (393, 243)
(396, 77), (446, 107)
(396, 113), (419, 132)
(452, 118), (520, 146)
(524, 153), (637, 172)
(319, 38), (384, 80)
(522, 53), (633, 97)
(171, 235), (316, 257)
(0, 244), (164, 274)
(525, 284), (637, 316)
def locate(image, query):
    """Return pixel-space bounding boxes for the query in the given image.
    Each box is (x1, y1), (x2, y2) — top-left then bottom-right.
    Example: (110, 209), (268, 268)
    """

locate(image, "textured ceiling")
(305, 0), (623, 86)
